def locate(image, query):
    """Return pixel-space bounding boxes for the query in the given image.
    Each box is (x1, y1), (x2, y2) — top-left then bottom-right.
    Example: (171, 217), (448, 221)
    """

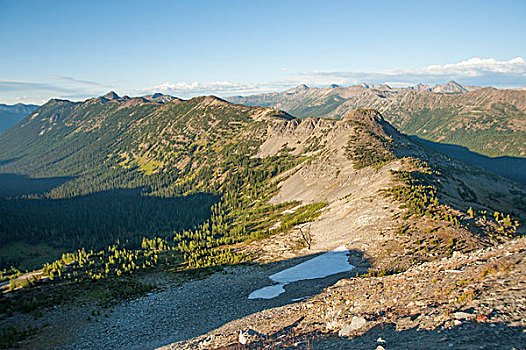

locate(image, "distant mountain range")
(2, 81), (525, 159)
(408, 80), (484, 93)
(0, 103), (39, 133)
(226, 81), (526, 158)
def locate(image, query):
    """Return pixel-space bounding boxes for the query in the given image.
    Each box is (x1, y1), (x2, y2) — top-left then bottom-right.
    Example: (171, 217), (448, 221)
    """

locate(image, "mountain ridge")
(226, 83), (526, 159)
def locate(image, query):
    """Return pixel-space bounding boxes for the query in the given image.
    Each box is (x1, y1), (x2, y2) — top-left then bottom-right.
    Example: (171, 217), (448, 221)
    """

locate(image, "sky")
(1, 0), (525, 104)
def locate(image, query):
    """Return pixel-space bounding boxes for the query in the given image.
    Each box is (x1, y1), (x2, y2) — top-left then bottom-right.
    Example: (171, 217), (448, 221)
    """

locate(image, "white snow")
(291, 295), (311, 302)
(248, 284), (285, 299)
(248, 245), (354, 299)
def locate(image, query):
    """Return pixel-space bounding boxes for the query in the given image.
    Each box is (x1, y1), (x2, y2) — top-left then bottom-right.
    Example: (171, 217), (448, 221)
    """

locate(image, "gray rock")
(239, 328), (265, 345)
(453, 312), (473, 320)
(338, 316), (367, 336)
(238, 330), (248, 345)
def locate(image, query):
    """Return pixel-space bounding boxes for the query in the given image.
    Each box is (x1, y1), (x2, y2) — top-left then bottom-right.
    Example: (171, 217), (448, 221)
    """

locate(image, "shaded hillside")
(409, 136), (526, 185)
(0, 103), (39, 133)
(227, 84), (526, 158)
(0, 92), (293, 269)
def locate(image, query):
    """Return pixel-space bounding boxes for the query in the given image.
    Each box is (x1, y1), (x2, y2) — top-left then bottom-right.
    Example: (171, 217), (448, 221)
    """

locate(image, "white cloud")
(137, 57), (526, 99)
(302, 57), (526, 87)
(3, 57), (525, 104)
(387, 57), (526, 76)
(136, 79), (300, 97)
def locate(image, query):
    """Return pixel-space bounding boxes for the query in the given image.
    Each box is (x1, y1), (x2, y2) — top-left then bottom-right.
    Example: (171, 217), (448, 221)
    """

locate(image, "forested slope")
(1, 95), (525, 349)
(0, 93), (297, 269)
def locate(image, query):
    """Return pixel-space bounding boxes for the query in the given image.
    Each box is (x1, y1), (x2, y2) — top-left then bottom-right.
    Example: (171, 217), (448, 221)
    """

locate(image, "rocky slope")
(241, 109), (525, 268)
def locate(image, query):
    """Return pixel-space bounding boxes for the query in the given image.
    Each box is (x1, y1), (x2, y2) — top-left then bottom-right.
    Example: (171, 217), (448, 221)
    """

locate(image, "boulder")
(239, 328), (265, 345)
(453, 312), (473, 320)
(338, 316), (367, 336)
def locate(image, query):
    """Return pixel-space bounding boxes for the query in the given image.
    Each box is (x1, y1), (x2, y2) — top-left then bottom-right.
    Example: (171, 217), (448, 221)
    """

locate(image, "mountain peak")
(198, 95), (229, 106)
(411, 83), (432, 91)
(102, 91), (120, 100)
(287, 84), (310, 93)
(141, 93), (178, 103)
(329, 84), (340, 88)
(432, 81), (468, 93)
(374, 83), (391, 90)
(444, 80), (464, 89)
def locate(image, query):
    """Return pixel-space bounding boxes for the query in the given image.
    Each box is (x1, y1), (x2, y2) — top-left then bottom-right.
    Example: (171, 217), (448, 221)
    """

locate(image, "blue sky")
(1, 0), (525, 104)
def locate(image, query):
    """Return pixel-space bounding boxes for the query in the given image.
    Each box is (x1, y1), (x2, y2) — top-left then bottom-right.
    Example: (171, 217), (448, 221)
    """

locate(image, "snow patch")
(248, 245), (354, 299)
(249, 284), (285, 299)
